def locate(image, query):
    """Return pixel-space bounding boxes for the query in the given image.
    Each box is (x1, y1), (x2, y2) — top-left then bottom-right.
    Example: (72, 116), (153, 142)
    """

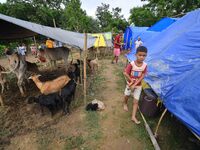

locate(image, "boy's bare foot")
(131, 118), (141, 124)
(123, 104), (128, 111)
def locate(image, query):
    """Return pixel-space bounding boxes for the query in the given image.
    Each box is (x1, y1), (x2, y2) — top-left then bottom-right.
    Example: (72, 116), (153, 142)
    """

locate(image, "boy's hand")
(130, 85), (135, 90)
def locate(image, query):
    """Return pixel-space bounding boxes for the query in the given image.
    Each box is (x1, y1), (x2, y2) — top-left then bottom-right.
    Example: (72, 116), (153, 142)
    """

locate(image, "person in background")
(22, 43), (27, 55)
(123, 46), (148, 124)
(135, 37), (143, 50)
(18, 44), (26, 60)
(30, 44), (37, 56)
(111, 30), (123, 64)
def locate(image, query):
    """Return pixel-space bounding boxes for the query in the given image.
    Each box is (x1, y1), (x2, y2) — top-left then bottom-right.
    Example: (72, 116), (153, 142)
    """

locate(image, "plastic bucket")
(139, 88), (159, 117)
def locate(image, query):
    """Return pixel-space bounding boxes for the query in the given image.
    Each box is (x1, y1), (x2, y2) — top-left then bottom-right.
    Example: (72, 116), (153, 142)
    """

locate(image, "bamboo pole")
(83, 33), (87, 105)
(154, 108), (168, 138)
(139, 107), (161, 150)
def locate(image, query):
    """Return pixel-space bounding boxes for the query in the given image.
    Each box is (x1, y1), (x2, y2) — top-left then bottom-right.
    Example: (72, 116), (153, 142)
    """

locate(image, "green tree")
(96, 3), (128, 32)
(61, 0), (99, 32)
(130, 0), (200, 27)
(129, 7), (157, 26)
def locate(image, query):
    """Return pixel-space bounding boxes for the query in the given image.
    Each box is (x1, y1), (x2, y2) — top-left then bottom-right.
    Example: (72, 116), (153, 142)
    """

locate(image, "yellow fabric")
(46, 39), (54, 48)
(91, 34), (107, 47)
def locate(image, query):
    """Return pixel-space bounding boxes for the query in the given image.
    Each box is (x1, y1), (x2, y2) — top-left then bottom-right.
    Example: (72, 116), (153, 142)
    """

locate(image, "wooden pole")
(154, 108), (168, 138)
(53, 18), (56, 28)
(83, 33), (87, 105)
(139, 107), (161, 150)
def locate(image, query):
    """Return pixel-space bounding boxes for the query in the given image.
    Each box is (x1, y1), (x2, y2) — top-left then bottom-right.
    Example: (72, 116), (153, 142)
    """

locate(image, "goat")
(43, 47), (70, 71)
(0, 65), (9, 93)
(4, 49), (27, 96)
(68, 59), (81, 83)
(27, 94), (63, 116)
(28, 74), (71, 95)
(88, 57), (98, 74)
(60, 79), (77, 115)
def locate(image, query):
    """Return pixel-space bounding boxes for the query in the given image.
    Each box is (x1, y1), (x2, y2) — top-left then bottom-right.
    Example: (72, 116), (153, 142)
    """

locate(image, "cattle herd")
(0, 46), (99, 117)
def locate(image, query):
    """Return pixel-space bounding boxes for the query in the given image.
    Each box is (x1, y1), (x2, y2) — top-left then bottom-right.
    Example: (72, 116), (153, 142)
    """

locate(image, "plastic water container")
(139, 88), (159, 117)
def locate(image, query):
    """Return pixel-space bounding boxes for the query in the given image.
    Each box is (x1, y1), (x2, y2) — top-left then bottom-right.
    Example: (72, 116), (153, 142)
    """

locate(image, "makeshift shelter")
(144, 9), (200, 137)
(124, 17), (177, 51)
(0, 13), (95, 49)
(123, 26), (148, 50)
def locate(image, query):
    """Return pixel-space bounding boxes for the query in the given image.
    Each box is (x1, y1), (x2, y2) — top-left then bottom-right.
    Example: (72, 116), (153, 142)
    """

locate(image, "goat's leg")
(0, 94), (4, 106)
(62, 98), (67, 115)
(66, 100), (71, 115)
(40, 105), (44, 116)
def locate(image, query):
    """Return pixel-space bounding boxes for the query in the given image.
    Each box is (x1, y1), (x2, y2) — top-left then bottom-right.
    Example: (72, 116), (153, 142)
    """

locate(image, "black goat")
(68, 59), (81, 83)
(60, 79), (77, 115)
(27, 93), (63, 116)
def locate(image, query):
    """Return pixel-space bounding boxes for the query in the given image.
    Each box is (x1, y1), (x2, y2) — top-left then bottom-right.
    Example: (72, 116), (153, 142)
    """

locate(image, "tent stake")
(139, 107), (161, 150)
(154, 108), (168, 138)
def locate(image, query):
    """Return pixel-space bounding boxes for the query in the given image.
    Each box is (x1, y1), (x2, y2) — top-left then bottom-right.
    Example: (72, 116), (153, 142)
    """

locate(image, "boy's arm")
(123, 63), (132, 82)
(129, 66), (147, 87)
(123, 71), (132, 81)
(130, 73), (145, 87)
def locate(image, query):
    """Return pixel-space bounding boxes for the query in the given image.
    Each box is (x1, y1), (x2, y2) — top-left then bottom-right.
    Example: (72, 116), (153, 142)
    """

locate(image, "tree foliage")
(130, 0), (200, 26)
(96, 3), (128, 32)
(0, 0), (129, 33)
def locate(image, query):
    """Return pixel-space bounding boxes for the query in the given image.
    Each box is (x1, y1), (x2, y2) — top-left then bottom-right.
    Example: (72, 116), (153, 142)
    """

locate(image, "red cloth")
(114, 34), (121, 48)
(124, 62), (147, 86)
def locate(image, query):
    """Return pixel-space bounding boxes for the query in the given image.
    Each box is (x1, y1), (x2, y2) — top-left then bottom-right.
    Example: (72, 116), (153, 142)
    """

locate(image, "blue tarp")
(123, 26), (148, 50)
(147, 17), (178, 32)
(144, 9), (200, 136)
(124, 17), (177, 52)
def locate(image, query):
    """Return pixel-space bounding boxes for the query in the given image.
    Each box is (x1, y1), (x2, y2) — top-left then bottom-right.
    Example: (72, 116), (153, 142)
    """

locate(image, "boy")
(111, 30), (123, 64)
(123, 46), (147, 124)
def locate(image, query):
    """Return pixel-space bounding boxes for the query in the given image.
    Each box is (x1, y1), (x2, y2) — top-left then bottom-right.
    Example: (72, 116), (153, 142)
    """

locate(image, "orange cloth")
(46, 39), (54, 48)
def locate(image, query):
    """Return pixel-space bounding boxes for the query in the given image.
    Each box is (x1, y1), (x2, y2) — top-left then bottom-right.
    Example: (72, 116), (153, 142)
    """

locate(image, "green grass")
(64, 135), (86, 150)
(115, 62), (154, 150)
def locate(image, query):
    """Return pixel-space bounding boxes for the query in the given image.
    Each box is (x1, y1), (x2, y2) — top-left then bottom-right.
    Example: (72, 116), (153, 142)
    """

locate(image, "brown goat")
(29, 74), (71, 95)
(89, 57), (98, 74)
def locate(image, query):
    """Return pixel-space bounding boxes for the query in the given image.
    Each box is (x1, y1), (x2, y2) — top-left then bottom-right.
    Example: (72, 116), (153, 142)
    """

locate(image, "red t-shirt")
(124, 61), (147, 86)
(114, 34), (121, 48)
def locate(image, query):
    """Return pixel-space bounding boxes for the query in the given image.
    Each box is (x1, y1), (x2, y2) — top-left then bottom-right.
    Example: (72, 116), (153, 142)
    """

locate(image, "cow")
(43, 47), (70, 71)
(4, 49), (39, 97)
(4, 49), (27, 97)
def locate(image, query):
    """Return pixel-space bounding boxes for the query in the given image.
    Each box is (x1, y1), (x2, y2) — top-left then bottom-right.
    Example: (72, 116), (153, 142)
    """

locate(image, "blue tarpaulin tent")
(123, 26), (148, 50)
(124, 17), (177, 52)
(144, 9), (200, 136)
(147, 17), (178, 32)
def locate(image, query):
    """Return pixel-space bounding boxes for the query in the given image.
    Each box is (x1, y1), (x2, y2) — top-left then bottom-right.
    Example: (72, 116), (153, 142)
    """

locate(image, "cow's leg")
(17, 75), (25, 97)
(1, 83), (4, 94)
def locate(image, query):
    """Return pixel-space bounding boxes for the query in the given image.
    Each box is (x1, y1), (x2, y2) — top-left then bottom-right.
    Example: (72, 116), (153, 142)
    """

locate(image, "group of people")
(112, 30), (147, 124)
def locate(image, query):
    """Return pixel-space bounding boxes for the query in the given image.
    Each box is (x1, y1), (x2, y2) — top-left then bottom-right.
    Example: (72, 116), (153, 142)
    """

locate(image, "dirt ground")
(0, 53), (154, 150)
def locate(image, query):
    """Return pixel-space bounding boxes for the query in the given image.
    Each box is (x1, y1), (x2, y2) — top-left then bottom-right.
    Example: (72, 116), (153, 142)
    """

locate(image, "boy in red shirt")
(111, 30), (123, 64)
(123, 46), (148, 124)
